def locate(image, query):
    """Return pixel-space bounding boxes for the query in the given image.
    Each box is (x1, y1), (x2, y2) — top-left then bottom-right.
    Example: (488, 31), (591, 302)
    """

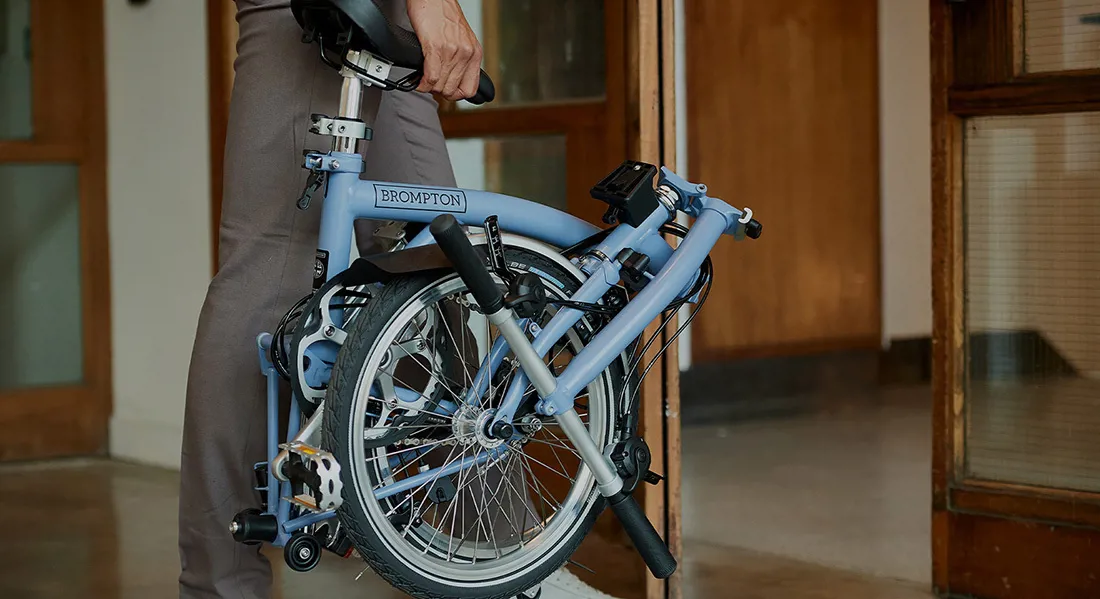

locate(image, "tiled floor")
(682, 384), (932, 584)
(0, 385), (933, 598)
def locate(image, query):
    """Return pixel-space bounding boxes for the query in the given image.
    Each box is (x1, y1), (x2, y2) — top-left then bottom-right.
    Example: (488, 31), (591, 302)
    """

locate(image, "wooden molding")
(658, 1), (681, 597)
(439, 102), (606, 138)
(952, 482), (1100, 530)
(0, 386), (108, 460)
(949, 75), (1100, 115)
(82, 0), (113, 426)
(930, 0), (959, 591)
(951, 0), (1016, 86)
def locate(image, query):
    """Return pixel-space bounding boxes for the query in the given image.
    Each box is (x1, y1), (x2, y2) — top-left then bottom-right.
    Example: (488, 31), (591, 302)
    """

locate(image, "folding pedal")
(280, 441), (344, 513)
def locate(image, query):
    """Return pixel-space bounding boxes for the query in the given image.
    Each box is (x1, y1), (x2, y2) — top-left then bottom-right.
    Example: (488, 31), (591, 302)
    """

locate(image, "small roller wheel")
(284, 532), (322, 572)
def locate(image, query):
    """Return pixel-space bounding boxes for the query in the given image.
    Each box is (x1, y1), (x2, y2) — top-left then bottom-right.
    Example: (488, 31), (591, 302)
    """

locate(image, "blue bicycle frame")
(253, 64), (753, 548)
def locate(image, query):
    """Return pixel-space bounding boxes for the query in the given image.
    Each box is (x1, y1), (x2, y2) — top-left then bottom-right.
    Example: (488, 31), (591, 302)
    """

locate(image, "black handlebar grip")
(429, 215), (504, 313)
(465, 70), (497, 105)
(608, 493), (678, 579)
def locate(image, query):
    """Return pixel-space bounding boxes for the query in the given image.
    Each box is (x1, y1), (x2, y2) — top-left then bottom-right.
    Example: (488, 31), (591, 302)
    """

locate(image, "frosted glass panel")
(456, 0), (605, 109)
(1023, 0), (1100, 73)
(964, 112), (1100, 492)
(0, 164), (83, 389)
(447, 135), (567, 210)
(0, 0), (33, 139)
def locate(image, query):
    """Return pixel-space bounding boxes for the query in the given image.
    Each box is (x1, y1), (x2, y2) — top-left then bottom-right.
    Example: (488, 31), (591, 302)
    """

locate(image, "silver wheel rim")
(345, 271), (614, 588)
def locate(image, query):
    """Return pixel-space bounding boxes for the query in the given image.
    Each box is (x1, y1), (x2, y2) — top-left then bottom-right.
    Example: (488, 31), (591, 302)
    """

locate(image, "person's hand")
(406, 0), (483, 101)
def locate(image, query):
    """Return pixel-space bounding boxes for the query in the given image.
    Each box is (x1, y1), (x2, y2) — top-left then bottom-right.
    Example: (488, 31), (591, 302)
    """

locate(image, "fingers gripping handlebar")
(292, 0), (496, 104)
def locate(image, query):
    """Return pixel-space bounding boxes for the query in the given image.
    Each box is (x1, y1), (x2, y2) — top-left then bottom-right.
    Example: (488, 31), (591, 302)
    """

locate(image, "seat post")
(334, 50), (371, 154)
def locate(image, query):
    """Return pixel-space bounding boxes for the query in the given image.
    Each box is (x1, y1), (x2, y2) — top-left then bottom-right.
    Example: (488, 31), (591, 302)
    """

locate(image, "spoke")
(487, 362), (515, 410)
(388, 367), (466, 410)
(476, 456), (503, 559)
(518, 452), (564, 515)
(454, 453), (491, 564)
(500, 455), (548, 535)
(460, 304), (471, 392)
(456, 447), (468, 562)
(469, 458), (497, 564)
(516, 448), (574, 481)
(423, 443), (480, 557)
(548, 341), (573, 368)
(383, 441), (464, 518)
(527, 436), (580, 470)
(400, 444), (472, 538)
(444, 446), (484, 558)
(374, 441), (452, 486)
(395, 314), (469, 395)
(450, 451), (519, 558)
(541, 424), (585, 457)
(435, 303), (476, 390)
(447, 452), (491, 558)
(480, 455), (525, 544)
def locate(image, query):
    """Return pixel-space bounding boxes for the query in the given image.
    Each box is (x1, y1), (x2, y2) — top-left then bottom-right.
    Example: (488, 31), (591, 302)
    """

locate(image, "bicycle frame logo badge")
(374, 184), (467, 213)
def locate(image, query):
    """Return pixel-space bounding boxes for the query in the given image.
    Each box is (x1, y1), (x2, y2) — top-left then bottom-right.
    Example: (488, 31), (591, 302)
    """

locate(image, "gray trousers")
(178, 2), (454, 597)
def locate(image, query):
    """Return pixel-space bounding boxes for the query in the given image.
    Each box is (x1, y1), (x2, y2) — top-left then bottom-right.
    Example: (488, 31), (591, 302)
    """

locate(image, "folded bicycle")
(227, 2), (761, 598)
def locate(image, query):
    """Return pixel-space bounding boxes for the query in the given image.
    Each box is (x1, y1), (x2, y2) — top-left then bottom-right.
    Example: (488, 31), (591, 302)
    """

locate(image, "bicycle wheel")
(324, 244), (631, 599)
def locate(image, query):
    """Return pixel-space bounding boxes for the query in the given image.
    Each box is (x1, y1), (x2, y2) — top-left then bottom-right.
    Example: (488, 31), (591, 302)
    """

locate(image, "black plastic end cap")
(745, 219), (762, 239)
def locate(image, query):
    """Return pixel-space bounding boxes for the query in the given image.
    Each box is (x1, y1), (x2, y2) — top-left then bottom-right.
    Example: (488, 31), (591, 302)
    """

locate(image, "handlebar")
(293, 0), (496, 105)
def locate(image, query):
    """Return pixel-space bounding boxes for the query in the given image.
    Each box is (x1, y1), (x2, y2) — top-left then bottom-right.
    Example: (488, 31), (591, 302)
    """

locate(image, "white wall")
(878, 0), (933, 343)
(105, 0), (212, 469)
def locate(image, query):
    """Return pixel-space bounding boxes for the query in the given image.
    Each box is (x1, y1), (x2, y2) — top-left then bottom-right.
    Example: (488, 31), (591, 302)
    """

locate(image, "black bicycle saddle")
(291, 0), (495, 104)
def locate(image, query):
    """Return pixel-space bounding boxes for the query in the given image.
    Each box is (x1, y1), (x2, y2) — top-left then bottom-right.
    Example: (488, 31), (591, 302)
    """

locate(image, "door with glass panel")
(441, 0), (626, 227)
(932, 2), (1100, 597)
(0, 0), (110, 461)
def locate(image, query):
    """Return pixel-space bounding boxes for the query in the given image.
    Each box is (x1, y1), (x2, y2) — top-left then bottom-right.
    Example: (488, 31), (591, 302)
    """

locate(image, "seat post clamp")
(309, 114), (372, 142)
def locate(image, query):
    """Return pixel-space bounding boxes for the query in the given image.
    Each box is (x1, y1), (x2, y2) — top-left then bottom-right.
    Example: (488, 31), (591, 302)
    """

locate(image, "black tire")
(323, 245), (634, 599)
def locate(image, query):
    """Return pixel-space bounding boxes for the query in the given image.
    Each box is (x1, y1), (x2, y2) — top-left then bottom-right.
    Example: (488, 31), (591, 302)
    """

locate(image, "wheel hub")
(451, 406), (512, 449)
(452, 405), (481, 447)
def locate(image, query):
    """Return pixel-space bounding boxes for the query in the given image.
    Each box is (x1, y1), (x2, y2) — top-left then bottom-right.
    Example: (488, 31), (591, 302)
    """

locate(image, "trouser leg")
(177, 2), (456, 597)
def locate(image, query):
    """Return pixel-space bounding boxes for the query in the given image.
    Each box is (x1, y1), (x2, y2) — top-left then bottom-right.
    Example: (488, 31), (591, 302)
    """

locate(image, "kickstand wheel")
(284, 532), (323, 572)
(517, 587), (542, 599)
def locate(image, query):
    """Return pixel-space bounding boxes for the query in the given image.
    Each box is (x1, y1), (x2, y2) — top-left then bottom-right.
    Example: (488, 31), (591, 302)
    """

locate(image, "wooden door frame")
(931, 1), (1100, 597)
(0, 0), (111, 461)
